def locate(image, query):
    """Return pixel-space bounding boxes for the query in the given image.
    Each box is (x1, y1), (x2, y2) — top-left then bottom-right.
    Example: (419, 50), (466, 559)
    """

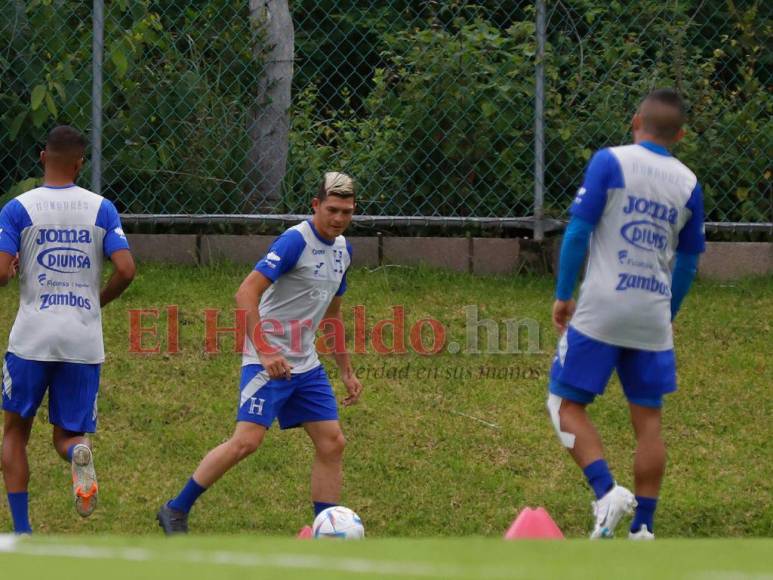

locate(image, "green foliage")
(1, 0), (259, 212)
(0, 1), (770, 222)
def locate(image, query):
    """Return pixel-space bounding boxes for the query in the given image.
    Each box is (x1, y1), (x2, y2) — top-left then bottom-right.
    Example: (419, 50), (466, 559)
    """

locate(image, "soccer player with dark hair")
(157, 172), (363, 536)
(547, 89), (705, 539)
(0, 125), (135, 533)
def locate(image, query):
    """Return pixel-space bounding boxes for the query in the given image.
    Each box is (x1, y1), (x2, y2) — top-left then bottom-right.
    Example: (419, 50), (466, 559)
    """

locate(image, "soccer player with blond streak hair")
(158, 172), (363, 536)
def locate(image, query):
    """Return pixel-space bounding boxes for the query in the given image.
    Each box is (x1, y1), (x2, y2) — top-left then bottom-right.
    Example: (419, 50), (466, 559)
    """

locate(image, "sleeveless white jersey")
(569, 143), (705, 351)
(0, 185), (130, 363)
(243, 220), (352, 373)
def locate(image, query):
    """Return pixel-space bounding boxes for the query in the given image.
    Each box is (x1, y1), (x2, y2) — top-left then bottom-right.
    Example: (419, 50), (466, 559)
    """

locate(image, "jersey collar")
(638, 141), (672, 157)
(41, 184), (76, 189)
(306, 219), (336, 246)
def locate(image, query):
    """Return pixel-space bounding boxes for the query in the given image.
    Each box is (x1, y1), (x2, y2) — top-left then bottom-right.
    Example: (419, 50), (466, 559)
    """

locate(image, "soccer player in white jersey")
(158, 172), (363, 535)
(0, 126), (135, 533)
(547, 90), (705, 540)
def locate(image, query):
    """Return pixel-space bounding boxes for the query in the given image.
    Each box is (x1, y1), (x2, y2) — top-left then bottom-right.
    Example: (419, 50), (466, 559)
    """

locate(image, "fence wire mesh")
(1, 1), (770, 226)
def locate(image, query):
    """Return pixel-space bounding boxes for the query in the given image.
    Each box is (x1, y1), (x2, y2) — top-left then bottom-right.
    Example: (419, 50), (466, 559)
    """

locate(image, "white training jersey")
(569, 142), (705, 351)
(243, 220), (352, 373)
(0, 185), (130, 363)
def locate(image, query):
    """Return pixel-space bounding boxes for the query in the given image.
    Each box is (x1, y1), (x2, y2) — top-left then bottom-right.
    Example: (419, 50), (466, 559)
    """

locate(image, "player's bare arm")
(323, 295), (363, 406)
(0, 252), (16, 286)
(235, 270), (292, 379)
(552, 299), (576, 334)
(99, 249), (136, 307)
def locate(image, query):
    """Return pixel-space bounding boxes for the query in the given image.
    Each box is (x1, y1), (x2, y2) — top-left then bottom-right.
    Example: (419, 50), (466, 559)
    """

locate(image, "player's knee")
(316, 431), (346, 461)
(229, 432), (263, 459)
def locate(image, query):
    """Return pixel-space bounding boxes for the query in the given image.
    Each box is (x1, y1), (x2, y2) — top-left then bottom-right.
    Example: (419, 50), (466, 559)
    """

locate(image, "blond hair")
(318, 171), (355, 200)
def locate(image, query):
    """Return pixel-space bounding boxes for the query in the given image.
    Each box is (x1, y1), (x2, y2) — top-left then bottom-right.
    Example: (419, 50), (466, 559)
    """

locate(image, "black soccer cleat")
(157, 503), (189, 535)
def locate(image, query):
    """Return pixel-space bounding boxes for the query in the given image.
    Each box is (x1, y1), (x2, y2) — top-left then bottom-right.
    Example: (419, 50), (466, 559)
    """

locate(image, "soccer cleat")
(296, 525), (313, 539)
(71, 444), (98, 518)
(590, 484), (636, 539)
(157, 504), (189, 535)
(629, 525), (655, 540)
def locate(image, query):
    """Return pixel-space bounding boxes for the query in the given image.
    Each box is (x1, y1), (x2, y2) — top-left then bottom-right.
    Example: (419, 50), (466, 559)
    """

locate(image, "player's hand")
(552, 299), (576, 334)
(341, 371), (363, 407)
(259, 352), (292, 380)
(9, 254), (19, 278)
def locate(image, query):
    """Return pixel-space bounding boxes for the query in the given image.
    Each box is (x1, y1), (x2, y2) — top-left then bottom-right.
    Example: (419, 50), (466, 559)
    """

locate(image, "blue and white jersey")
(0, 185), (130, 363)
(243, 220), (352, 373)
(569, 142), (705, 351)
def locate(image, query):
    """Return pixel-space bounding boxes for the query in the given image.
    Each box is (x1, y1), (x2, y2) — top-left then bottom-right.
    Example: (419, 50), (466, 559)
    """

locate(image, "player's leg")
(551, 396), (605, 469)
(2, 353), (49, 533)
(276, 365), (341, 523)
(52, 426), (90, 462)
(158, 421), (268, 535)
(628, 402), (663, 539)
(2, 411), (34, 533)
(548, 328), (635, 538)
(49, 361), (101, 518)
(192, 421), (267, 488)
(304, 420), (346, 513)
(618, 348), (675, 540)
(158, 365), (281, 534)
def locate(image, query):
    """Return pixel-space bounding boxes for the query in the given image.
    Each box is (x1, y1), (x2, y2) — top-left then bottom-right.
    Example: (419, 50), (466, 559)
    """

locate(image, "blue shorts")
(237, 364), (338, 429)
(549, 326), (676, 408)
(1, 352), (101, 433)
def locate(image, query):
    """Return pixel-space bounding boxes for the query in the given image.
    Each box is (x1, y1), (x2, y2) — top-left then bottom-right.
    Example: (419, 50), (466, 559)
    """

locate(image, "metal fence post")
(533, 0), (546, 241)
(91, 0), (104, 194)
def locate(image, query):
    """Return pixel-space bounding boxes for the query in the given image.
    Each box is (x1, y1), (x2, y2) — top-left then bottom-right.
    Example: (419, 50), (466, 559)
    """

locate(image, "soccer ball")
(312, 506), (364, 539)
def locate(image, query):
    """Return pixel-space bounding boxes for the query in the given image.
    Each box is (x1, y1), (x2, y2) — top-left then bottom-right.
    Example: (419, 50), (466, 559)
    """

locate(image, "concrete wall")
(127, 234), (773, 280)
(697, 242), (773, 281)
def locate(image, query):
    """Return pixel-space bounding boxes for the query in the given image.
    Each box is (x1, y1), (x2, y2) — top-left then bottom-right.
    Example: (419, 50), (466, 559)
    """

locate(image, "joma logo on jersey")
(36, 228), (92, 245)
(37, 247), (92, 274)
(620, 220), (669, 252)
(616, 273), (670, 296)
(40, 291), (92, 311)
(622, 196), (678, 225)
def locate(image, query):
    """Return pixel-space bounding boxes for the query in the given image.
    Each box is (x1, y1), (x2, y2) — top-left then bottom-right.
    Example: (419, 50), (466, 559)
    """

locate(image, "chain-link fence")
(1, 1), (771, 232)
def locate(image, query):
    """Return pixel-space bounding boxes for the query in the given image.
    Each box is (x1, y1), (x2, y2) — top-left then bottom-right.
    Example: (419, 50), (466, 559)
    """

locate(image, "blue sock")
(7, 492), (32, 534)
(314, 501), (336, 517)
(67, 444), (77, 461)
(631, 496), (657, 532)
(583, 459), (615, 500)
(168, 478), (207, 514)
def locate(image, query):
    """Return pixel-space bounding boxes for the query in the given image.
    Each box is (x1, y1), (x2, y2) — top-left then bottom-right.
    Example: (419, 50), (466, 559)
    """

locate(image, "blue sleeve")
(0, 200), (32, 257)
(335, 240), (353, 297)
(671, 252), (699, 320)
(569, 148), (625, 225)
(555, 216), (594, 300)
(96, 199), (130, 258)
(254, 230), (306, 282)
(677, 183), (706, 254)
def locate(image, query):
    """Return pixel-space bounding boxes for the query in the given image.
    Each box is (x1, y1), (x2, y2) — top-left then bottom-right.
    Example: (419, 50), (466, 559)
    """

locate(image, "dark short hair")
(639, 89), (687, 140)
(45, 125), (87, 159)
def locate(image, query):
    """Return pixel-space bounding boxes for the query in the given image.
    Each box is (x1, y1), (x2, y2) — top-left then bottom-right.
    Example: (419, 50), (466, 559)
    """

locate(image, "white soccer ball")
(312, 506), (364, 540)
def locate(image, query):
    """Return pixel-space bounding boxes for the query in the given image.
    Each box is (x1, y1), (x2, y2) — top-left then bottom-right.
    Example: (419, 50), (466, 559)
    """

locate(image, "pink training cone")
(504, 507), (565, 540)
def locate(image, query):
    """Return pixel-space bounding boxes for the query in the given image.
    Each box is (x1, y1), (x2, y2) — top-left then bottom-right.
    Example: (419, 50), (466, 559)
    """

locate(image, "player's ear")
(40, 149), (46, 167)
(631, 113), (642, 132)
(311, 197), (320, 214)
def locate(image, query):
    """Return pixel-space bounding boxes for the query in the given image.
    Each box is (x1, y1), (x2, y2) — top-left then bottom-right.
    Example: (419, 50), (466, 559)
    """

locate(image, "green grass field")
(1, 535), (772, 579)
(0, 264), (770, 542)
